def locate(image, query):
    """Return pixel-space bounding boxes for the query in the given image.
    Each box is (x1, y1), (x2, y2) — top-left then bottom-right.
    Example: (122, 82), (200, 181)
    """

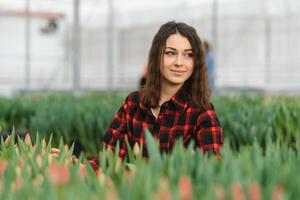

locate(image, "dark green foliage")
(1, 93), (300, 154)
(213, 95), (300, 151)
(0, 93), (124, 154)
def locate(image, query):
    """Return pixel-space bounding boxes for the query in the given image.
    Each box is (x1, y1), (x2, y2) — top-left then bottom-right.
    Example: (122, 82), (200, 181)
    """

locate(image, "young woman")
(89, 21), (223, 168)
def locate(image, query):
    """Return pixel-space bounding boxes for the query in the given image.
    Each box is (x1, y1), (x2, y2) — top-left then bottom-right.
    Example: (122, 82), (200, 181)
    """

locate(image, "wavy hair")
(142, 21), (211, 109)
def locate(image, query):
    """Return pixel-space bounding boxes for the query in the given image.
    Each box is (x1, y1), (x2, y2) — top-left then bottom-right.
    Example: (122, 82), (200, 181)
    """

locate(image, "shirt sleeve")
(102, 96), (129, 159)
(195, 103), (224, 158)
(88, 159), (99, 173)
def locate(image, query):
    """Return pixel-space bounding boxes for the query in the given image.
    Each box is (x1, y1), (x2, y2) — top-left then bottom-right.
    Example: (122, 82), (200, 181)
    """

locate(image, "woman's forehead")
(165, 33), (192, 51)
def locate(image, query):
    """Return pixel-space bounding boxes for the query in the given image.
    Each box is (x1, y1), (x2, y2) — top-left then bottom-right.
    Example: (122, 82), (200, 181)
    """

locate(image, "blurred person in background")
(88, 21), (223, 170)
(203, 40), (216, 94)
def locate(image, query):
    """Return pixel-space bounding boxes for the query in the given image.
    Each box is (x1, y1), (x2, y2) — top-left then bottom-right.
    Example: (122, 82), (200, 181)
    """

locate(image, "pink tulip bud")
(231, 183), (245, 200)
(18, 157), (24, 168)
(78, 164), (86, 181)
(272, 185), (284, 200)
(11, 176), (24, 191)
(248, 181), (262, 200)
(36, 155), (43, 169)
(98, 172), (106, 186)
(25, 133), (32, 146)
(41, 138), (47, 149)
(33, 174), (44, 186)
(64, 144), (69, 151)
(179, 176), (193, 200)
(4, 135), (11, 145)
(114, 158), (122, 173)
(153, 177), (171, 200)
(105, 186), (119, 200)
(133, 142), (140, 157)
(0, 160), (8, 177)
(32, 145), (37, 155)
(46, 163), (70, 185)
(214, 185), (226, 200)
(154, 189), (171, 200)
(124, 170), (134, 183)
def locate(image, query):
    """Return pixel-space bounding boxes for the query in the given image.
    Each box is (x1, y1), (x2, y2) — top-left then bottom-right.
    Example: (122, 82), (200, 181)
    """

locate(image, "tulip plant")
(1, 94), (300, 154)
(1, 128), (300, 200)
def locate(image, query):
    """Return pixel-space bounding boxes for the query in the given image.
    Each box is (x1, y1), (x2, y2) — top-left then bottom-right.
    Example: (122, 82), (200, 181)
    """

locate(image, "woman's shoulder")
(188, 101), (216, 113)
(124, 90), (143, 104)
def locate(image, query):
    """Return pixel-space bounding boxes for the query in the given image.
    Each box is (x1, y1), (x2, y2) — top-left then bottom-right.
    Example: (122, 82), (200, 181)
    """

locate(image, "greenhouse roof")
(0, 0), (299, 28)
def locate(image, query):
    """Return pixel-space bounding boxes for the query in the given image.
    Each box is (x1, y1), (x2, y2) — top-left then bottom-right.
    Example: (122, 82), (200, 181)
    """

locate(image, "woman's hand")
(50, 148), (60, 157)
(50, 147), (80, 165)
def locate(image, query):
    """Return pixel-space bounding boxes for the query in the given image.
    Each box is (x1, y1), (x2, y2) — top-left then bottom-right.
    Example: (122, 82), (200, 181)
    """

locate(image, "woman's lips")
(170, 69), (186, 75)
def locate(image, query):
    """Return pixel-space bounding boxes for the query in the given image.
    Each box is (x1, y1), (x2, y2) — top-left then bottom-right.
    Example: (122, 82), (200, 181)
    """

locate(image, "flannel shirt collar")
(171, 88), (189, 112)
(139, 101), (149, 114)
(139, 88), (189, 113)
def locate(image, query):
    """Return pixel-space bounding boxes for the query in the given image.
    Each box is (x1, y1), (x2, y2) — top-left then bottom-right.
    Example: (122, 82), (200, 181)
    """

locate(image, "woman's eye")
(165, 51), (175, 55)
(184, 53), (194, 58)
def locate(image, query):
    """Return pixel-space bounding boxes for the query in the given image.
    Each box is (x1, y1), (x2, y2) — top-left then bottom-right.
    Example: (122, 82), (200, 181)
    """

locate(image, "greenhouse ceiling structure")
(0, 0), (300, 96)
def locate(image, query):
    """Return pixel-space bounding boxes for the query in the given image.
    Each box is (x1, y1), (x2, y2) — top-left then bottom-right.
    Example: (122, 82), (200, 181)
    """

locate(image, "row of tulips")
(1, 129), (299, 199)
(0, 93), (123, 154)
(1, 93), (300, 154)
(214, 95), (300, 151)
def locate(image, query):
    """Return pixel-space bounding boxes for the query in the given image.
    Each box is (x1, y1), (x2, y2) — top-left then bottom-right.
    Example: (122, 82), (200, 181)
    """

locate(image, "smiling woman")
(152, 33), (195, 118)
(161, 34), (194, 88)
(89, 21), (224, 169)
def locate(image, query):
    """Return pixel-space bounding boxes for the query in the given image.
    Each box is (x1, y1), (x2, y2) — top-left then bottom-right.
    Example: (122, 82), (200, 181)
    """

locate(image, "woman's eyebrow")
(165, 47), (176, 51)
(165, 47), (193, 52)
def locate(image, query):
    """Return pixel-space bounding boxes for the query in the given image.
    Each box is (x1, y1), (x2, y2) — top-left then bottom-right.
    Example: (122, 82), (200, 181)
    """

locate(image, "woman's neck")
(159, 83), (183, 106)
(151, 82), (182, 119)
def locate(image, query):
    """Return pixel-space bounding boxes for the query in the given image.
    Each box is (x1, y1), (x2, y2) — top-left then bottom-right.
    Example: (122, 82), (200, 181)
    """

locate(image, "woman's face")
(160, 33), (194, 88)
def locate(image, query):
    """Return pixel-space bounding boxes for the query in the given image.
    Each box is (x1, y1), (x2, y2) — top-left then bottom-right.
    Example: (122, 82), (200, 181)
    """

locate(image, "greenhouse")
(0, 0), (300, 199)
(1, 0), (300, 95)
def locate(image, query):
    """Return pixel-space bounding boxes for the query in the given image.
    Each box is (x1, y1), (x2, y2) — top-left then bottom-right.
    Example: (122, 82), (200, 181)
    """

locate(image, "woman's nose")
(175, 55), (183, 66)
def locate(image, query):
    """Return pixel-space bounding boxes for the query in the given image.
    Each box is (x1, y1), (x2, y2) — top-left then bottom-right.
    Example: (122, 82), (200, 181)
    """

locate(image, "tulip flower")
(153, 177), (171, 200)
(46, 163), (70, 185)
(114, 158), (122, 174)
(272, 185), (284, 200)
(41, 138), (47, 149)
(231, 182), (245, 200)
(36, 154), (43, 169)
(248, 181), (261, 200)
(25, 133), (32, 146)
(124, 170), (134, 183)
(0, 160), (8, 177)
(11, 176), (24, 191)
(154, 189), (171, 200)
(78, 164), (87, 181)
(133, 142), (140, 157)
(33, 174), (44, 186)
(104, 186), (118, 200)
(214, 185), (225, 200)
(4, 135), (11, 145)
(178, 176), (193, 200)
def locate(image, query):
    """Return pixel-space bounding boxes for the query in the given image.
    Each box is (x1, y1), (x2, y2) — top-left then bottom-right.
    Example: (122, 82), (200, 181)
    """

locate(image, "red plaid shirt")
(102, 89), (224, 159)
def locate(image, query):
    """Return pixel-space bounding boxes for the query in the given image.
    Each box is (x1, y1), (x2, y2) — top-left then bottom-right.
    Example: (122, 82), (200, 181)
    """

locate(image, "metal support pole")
(212, 0), (218, 52)
(25, 0), (31, 94)
(211, 0), (218, 92)
(107, 0), (114, 89)
(264, 1), (271, 88)
(73, 0), (81, 95)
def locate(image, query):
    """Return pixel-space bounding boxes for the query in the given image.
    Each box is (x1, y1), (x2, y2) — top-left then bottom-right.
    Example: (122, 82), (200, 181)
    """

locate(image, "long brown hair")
(143, 21), (210, 109)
